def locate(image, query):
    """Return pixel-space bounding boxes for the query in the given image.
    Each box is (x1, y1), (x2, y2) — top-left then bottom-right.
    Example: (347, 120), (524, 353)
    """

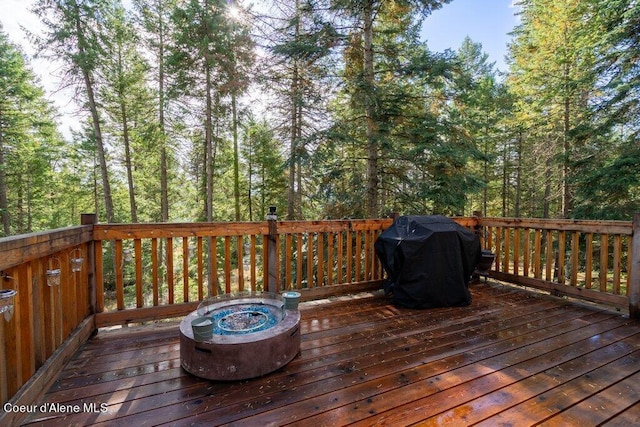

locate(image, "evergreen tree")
(0, 30), (65, 235)
(170, 0), (253, 221)
(31, 0), (116, 223)
(330, 0), (452, 217)
(241, 118), (288, 220)
(133, 0), (179, 222)
(507, 0), (599, 218)
(328, 0), (471, 216)
(257, 0), (338, 219)
(571, 0), (640, 219)
(99, 1), (155, 222)
(451, 38), (510, 216)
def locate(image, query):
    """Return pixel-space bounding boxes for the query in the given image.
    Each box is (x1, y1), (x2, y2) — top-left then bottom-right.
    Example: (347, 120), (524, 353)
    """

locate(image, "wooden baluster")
(212, 237), (219, 296)
(585, 233), (593, 289)
(545, 230), (553, 282)
(135, 239), (143, 308)
(570, 231), (579, 286)
(167, 237), (174, 304)
(237, 236), (244, 293)
(224, 236), (231, 294)
(327, 232), (334, 285)
(317, 232), (325, 287)
(151, 238), (159, 305)
(337, 231), (344, 285)
(61, 248), (73, 337)
(513, 228), (520, 275)
(345, 229), (353, 283)
(557, 231), (566, 284)
(250, 235), (257, 292)
(295, 233), (303, 290)
(364, 229), (371, 281)
(494, 227), (501, 272)
(285, 234), (293, 290)
(197, 237), (204, 300)
(534, 229), (542, 279)
(523, 228), (530, 277)
(18, 264), (35, 381)
(613, 234), (621, 295)
(600, 234), (609, 292)
(355, 231), (362, 282)
(487, 226), (494, 253)
(626, 235), (632, 297)
(115, 240), (124, 310)
(307, 233), (314, 288)
(183, 237), (190, 302)
(503, 227), (510, 274)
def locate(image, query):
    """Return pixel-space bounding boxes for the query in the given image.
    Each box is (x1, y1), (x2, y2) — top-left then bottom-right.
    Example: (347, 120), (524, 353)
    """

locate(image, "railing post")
(629, 213), (640, 319)
(267, 207), (278, 293)
(81, 214), (98, 317)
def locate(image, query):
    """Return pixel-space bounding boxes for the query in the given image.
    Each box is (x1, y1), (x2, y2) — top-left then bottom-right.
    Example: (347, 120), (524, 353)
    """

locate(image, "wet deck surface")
(23, 282), (640, 426)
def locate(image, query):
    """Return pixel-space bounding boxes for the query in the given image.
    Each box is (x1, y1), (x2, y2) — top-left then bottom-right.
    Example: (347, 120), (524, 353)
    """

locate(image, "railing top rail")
(0, 225), (94, 271)
(92, 219), (395, 240)
(478, 217), (632, 235)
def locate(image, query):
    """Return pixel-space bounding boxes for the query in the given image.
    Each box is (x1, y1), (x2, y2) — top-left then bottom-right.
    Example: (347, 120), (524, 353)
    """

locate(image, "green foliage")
(1, 0), (639, 237)
(0, 30), (66, 236)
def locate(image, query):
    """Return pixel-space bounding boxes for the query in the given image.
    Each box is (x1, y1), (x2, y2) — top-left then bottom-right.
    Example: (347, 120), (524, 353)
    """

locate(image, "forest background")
(0, 0), (638, 237)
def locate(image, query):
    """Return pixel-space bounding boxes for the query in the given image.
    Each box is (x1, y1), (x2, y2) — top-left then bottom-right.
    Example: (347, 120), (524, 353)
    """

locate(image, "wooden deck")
(22, 282), (640, 426)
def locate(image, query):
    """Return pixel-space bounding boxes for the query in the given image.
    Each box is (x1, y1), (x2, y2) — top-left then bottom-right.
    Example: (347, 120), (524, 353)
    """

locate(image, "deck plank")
(21, 282), (640, 427)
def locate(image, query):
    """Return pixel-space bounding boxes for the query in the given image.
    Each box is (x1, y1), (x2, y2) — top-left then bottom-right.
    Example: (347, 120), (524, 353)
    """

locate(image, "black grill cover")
(375, 215), (481, 309)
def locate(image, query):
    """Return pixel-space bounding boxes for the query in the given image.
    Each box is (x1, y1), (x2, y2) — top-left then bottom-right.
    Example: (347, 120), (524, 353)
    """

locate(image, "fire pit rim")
(180, 295), (299, 345)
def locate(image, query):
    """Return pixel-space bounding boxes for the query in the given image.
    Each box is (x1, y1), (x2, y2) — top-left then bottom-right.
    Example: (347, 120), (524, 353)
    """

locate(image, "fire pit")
(180, 292), (301, 381)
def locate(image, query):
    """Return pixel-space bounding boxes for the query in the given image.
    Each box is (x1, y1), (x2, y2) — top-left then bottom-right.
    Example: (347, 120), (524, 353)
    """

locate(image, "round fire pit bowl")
(180, 292), (301, 381)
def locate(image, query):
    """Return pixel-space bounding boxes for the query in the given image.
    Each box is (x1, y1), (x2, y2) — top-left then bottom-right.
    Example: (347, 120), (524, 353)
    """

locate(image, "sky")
(0, 0), (519, 138)
(421, 0), (519, 73)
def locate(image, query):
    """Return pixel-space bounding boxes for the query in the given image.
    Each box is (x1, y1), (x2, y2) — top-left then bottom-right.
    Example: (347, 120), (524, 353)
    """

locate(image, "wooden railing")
(477, 216), (640, 313)
(1, 214), (639, 420)
(0, 217), (96, 408)
(91, 219), (392, 327)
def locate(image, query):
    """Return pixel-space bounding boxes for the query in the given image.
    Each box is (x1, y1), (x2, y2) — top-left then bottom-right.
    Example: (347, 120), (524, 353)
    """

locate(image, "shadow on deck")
(23, 281), (640, 426)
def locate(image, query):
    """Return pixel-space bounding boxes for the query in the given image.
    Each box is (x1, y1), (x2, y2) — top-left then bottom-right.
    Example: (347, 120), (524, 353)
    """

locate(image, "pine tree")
(99, 2), (155, 222)
(241, 118), (288, 220)
(31, 0), (116, 223)
(0, 30), (64, 235)
(571, 0), (640, 219)
(507, 0), (599, 218)
(133, 0), (179, 222)
(332, 0), (448, 217)
(256, 0), (338, 219)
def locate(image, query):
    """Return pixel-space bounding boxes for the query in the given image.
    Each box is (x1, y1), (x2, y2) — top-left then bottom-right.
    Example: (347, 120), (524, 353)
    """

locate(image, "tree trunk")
(515, 131), (523, 217)
(287, 0), (300, 220)
(158, 10), (169, 222)
(232, 89), (241, 221)
(296, 101), (303, 218)
(246, 131), (253, 221)
(74, 3), (114, 223)
(205, 64), (213, 222)
(82, 74), (114, 223)
(121, 100), (137, 222)
(544, 156), (552, 218)
(563, 90), (571, 218)
(363, 0), (378, 218)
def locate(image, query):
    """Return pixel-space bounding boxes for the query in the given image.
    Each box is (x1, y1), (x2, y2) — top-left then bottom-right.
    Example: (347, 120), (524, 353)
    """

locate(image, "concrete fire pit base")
(179, 296), (301, 381)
